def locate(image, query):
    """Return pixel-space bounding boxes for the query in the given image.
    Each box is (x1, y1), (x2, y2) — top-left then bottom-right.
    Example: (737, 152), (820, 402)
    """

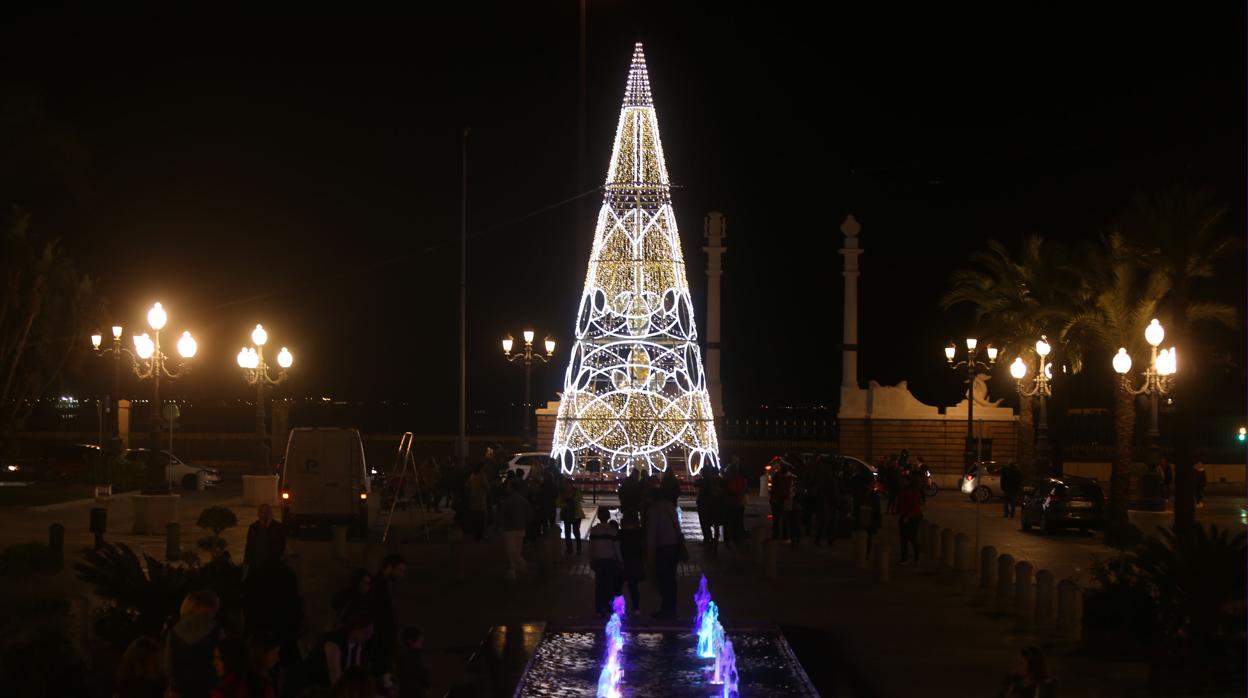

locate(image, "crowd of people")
(112, 504), (428, 698)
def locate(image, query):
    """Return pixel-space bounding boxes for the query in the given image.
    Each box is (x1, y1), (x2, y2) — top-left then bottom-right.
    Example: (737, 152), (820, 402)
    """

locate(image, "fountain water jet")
(697, 601), (720, 658)
(719, 639), (739, 698)
(596, 595), (626, 698)
(694, 575), (711, 632)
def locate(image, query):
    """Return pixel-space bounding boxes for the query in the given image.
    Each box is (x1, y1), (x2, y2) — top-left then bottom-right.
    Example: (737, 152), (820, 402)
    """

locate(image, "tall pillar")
(839, 215), (862, 390)
(703, 212), (727, 418)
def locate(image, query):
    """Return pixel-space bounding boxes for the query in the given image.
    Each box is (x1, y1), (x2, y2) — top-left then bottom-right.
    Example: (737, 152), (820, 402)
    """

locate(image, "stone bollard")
(979, 546), (998, 589)
(1034, 569), (1054, 626)
(165, 522), (180, 561)
(953, 532), (972, 572)
(996, 553), (1015, 609)
(764, 538), (778, 580)
(874, 544), (891, 583)
(331, 525), (347, 559)
(1057, 579), (1079, 635)
(940, 528), (955, 568)
(852, 529), (868, 570)
(48, 523), (65, 568)
(1014, 561), (1034, 619)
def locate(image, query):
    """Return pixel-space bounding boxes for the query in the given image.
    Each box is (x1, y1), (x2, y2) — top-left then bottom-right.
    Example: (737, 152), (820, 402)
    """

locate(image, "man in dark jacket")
(1000, 463), (1022, 518)
(618, 469), (643, 516)
(165, 590), (223, 698)
(244, 503), (287, 573)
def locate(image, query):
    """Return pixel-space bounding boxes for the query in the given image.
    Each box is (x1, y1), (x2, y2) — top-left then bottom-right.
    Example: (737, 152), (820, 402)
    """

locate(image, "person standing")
(618, 510), (645, 615)
(618, 469), (643, 517)
(165, 590), (224, 698)
(999, 646), (1057, 697)
(244, 504), (287, 575)
(559, 481), (585, 554)
(1001, 462), (1022, 518)
(897, 478), (923, 565)
(467, 465), (489, 541)
(588, 506), (623, 616)
(1194, 460), (1208, 508)
(369, 554), (407, 680)
(331, 570), (373, 627)
(501, 479), (533, 580)
(782, 465), (801, 547)
(419, 459), (440, 512)
(539, 469), (559, 537)
(857, 482), (882, 557)
(768, 462), (790, 540)
(695, 467), (724, 552)
(722, 464), (747, 549)
(645, 484), (685, 620)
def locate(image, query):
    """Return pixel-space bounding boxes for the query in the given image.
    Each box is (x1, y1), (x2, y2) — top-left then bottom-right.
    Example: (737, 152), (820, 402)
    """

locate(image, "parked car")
(505, 452), (554, 480)
(1020, 476), (1106, 533)
(3, 442), (102, 482)
(121, 448), (221, 490)
(960, 461), (1002, 502)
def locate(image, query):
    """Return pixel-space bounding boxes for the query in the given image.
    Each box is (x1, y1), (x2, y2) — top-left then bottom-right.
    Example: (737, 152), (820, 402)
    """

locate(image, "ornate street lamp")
(94, 302), (196, 492)
(90, 324), (128, 457)
(502, 330), (555, 446)
(1011, 337), (1054, 478)
(945, 337), (998, 473)
(1113, 318), (1177, 472)
(237, 324), (293, 473)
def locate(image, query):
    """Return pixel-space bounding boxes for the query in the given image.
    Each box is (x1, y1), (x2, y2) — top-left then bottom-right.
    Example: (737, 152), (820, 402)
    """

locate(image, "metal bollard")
(331, 525), (347, 559)
(852, 529), (868, 569)
(874, 543), (891, 584)
(940, 528), (955, 568)
(1014, 561), (1034, 618)
(1057, 579), (1079, 634)
(764, 538), (778, 580)
(979, 546), (998, 589)
(165, 522), (180, 561)
(996, 553), (1015, 609)
(953, 532), (972, 572)
(1034, 569), (1054, 625)
(48, 523), (65, 568)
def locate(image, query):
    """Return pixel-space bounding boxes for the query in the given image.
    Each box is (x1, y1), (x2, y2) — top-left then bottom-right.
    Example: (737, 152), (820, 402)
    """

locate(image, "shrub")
(196, 505), (238, 561)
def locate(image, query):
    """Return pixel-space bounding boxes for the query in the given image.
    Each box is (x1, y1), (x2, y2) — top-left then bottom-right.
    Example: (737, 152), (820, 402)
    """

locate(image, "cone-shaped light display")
(551, 43), (719, 476)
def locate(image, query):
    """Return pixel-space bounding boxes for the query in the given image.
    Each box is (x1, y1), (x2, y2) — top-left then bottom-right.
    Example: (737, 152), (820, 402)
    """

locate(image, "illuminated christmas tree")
(551, 43), (719, 476)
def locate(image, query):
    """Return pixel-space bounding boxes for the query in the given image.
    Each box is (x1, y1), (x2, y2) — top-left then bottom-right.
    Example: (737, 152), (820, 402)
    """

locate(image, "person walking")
(588, 505), (623, 616)
(369, 555), (406, 680)
(559, 480), (585, 554)
(722, 464), (747, 549)
(857, 482), (883, 557)
(645, 483), (685, 620)
(114, 636), (167, 698)
(539, 468), (559, 537)
(999, 646), (1057, 697)
(501, 479), (533, 580)
(782, 465), (801, 547)
(210, 637), (274, 698)
(466, 464), (490, 541)
(618, 510), (645, 615)
(897, 478), (923, 565)
(1001, 462), (1022, 518)
(1194, 461), (1207, 508)
(695, 467), (724, 552)
(165, 590), (224, 698)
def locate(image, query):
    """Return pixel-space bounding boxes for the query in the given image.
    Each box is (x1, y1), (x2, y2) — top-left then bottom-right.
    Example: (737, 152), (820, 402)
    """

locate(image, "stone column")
(839, 215), (862, 392)
(703, 212), (727, 418)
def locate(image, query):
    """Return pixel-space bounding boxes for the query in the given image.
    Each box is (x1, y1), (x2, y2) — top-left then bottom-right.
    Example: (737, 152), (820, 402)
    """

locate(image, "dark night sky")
(2, 3), (1244, 431)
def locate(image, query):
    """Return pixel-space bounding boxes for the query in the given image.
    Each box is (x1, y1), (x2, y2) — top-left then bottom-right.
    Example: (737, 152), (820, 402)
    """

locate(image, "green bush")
(196, 505), (238, 561)
(0, 542), (62, 577)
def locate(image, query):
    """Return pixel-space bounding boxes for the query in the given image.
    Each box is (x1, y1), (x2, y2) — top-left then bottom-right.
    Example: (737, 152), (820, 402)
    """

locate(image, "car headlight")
(6, 464), (17, 472)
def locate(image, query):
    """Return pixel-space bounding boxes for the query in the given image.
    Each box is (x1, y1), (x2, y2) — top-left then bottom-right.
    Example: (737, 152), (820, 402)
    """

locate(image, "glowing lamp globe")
(944, 345), (956, 361)
(237, 348), (250, 368)
(277, 347), (293, 369)
(544, 337), (556, 355)
(176, 331), (197, 359)
(1112, 348), (1132, 375)
(966, 338), (978, 351)
(90, 333), (103, 350)
(1156, 348), (1176, 376)
(147, 302), (167, 331)
(523, 330), (535, 344)
(112, 325), (123, 339)
(1010, 357), (1027, 380)
(252, 324), (268, 347)
(502, 336), (514, 354)
(135, 334), (155, 360)
(1035, 338), (1051, 357)
(1144, 319), (1164, 347)
(986, 346), (999, 362)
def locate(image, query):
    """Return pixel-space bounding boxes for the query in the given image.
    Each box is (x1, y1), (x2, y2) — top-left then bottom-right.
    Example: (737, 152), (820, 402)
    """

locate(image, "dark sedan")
(1020, 477), (1106, 533)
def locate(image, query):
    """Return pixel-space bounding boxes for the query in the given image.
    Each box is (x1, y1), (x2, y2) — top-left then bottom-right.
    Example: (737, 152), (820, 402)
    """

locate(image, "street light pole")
(503, 331), (555, 448)
(237, 325), (293, 474)
(946, 338), (998, 473)
(1011, 337), (1054, 479)
(1113, 319), (1177, 485)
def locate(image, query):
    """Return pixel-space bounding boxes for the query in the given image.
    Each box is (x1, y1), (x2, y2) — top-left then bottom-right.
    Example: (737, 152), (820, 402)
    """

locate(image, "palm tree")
(942, 235), (1073, 478)
(1120, 184), (1240, 538)
(1061, 232), (1168, 540)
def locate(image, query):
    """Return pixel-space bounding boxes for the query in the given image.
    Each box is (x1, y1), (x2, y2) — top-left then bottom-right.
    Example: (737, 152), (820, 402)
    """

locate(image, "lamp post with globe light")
(945, 338), (998, 473)
(90, 324), (129, 457)
(93, 302), (197, 492)
(1113, 318), (1177, 474)
(1011, 337), (1055, 479)
(502, 330), (555, 447)
(237, 324), (293, 473)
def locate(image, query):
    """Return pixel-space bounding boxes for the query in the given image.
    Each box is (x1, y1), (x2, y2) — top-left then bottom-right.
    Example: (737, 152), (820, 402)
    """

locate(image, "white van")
(279, 428), (372, 532)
